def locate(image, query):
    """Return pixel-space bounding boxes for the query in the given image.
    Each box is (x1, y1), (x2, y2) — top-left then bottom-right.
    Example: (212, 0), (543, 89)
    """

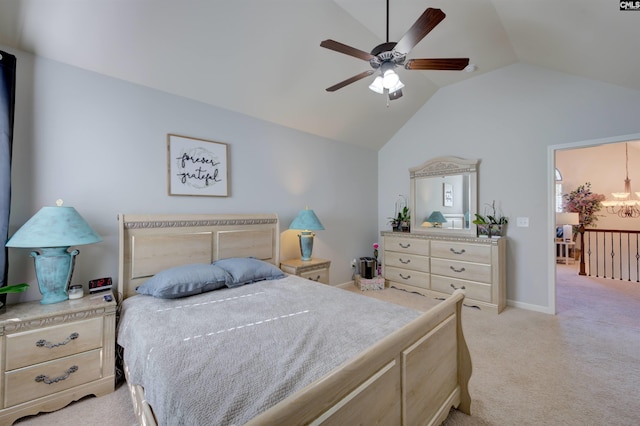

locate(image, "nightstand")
(0, 293), (117, 424)
(280, 258), (331, 284)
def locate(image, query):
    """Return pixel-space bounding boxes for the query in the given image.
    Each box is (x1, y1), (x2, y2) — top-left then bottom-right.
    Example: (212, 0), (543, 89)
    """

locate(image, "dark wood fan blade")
(405, 58), (470, 71)
(325, 70), (375, 92)
(394, 8), (446, 55)
(320, 39), (375, 61)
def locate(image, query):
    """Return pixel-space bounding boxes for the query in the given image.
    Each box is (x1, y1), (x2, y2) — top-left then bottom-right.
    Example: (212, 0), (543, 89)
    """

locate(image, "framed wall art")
(443, 182), (453, 207)
(167, 134), (229, 197)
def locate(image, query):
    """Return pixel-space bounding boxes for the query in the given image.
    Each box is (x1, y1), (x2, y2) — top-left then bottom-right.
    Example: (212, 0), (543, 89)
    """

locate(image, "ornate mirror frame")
(410, 156), (479, 236)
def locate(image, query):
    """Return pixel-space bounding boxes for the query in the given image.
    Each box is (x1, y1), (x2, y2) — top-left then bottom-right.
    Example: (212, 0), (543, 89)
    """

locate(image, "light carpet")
(15, 264), (640, 425)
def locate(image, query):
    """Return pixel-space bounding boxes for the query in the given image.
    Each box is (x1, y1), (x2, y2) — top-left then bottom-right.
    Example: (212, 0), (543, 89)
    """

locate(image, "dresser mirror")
(410, 156), (479, 235)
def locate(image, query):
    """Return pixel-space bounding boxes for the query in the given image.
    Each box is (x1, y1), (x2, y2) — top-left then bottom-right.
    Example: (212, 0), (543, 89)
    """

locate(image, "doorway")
(549, 132), (640, 314)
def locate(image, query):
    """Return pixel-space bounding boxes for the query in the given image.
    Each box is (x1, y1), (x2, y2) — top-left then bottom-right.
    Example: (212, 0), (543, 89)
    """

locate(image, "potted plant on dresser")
(473, 200), (508, 238)
(389, 206), (411, 232)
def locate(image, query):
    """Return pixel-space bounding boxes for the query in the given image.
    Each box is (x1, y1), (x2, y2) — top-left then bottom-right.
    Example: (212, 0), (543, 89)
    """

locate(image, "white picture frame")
(167, 134), (229, 197)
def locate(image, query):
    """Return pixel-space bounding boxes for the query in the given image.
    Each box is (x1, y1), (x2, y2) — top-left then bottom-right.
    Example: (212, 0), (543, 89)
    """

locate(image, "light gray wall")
(6, 47), (379, 303)
(379, 63), (640, 312)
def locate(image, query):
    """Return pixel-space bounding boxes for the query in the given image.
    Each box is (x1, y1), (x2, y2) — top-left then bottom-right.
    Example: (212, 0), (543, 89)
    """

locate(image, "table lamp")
(289, 207), (324, 261)
(5, 200), (102, 304)
(555, 212), (579, 243)
(425, 211), (448, 228)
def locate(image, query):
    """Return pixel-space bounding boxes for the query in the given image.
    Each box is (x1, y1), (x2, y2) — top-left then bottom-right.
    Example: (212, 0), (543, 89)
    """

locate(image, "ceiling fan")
(320, 1), (470, 101)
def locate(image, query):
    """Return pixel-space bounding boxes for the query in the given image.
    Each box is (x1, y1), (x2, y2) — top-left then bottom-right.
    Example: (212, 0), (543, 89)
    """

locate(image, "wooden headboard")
(117, 213), (280, 299)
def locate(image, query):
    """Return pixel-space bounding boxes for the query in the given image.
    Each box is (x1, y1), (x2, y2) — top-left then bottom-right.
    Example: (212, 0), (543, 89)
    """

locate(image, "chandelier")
(601, 143), (640, 218)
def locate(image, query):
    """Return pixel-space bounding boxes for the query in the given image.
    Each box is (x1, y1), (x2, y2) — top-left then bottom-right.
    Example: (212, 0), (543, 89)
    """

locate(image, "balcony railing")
(577, 227), (640, 282)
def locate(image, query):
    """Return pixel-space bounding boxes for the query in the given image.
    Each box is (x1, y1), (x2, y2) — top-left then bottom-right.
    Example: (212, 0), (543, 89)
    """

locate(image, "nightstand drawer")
(4, 349), (103, 407)
(300, 268), (329, 284)
(385, 266), (430, 289)
(6, 317), (104, 371)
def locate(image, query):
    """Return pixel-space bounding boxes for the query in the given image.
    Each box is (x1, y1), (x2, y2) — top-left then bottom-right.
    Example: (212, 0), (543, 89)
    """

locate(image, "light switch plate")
(516, 217), (529, 227)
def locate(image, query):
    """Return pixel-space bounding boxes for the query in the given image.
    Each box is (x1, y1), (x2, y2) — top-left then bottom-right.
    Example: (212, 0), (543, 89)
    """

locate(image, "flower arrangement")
(563, 182), (605, 228)
(373, 243), (381, 276)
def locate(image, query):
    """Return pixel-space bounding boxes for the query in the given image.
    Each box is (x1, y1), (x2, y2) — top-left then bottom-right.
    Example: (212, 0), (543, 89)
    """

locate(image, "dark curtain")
(0, 50), (17, 305)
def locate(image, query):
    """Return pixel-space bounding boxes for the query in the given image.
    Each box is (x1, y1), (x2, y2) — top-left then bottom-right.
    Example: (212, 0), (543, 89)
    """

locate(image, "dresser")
(280, 258), (331, 284)
(0, 293), (117, 424)
(382, 232), (506, 313)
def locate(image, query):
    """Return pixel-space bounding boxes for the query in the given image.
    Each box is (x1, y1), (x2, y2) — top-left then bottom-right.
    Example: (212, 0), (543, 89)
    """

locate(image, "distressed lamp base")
(30, 247), (79, 304)
(297, 231), (315, 261)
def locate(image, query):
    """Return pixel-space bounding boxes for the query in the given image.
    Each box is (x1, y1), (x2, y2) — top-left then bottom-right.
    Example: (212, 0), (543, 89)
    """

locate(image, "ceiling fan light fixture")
(369, 76), (384, 94)
(388, 79), (404, 93)
(382, 69), (399, 89)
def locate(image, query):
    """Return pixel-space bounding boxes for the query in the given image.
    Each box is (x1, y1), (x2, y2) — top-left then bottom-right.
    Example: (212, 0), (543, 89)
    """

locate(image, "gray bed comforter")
(117, 275), (420, 425)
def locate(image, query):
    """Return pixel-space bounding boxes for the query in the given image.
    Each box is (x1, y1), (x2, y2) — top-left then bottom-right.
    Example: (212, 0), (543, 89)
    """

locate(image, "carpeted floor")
(15, 264), (640, 425)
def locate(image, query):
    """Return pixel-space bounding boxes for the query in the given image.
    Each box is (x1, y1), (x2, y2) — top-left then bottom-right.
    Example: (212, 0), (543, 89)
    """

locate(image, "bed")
(116, 213), (472, 425)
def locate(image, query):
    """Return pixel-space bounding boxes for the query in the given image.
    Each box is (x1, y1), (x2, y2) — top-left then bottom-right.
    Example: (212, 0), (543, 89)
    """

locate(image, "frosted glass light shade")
(368, 76), (384, 94)
(382, 70), (399, 89)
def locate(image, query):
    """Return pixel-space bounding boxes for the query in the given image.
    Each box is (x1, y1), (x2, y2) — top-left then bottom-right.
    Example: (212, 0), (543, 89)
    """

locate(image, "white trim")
(507, 299), (553, 314)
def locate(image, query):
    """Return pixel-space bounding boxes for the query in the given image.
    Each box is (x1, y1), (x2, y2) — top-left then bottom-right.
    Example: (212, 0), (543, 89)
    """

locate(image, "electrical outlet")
(350, 258), (357, 268)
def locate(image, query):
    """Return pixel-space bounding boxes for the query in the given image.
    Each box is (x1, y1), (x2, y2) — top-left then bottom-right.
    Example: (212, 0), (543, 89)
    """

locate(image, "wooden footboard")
(246, 288), (472, 426)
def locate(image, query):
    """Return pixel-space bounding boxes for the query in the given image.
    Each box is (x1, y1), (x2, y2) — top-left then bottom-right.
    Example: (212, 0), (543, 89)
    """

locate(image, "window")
(555, 168), (563, 212)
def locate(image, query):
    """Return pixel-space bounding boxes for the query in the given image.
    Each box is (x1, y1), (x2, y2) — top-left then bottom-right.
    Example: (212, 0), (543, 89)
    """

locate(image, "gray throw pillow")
(136, 263), (230, 298)
(214, 257), (285, 288)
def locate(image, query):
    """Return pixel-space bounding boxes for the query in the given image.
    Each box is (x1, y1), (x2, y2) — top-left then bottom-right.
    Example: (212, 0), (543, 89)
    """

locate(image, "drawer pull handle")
(450, 284), (466, 291)
(35, 365), (78, 384)
(399, 258), (411, 264)
(399, 273), (411, 280)
(399, 243), (411, 249)
(36, 332), (79, 349)
(450, 248), (466, 255)
(308, 275), (321, 282)
(450, 266), (466, 273)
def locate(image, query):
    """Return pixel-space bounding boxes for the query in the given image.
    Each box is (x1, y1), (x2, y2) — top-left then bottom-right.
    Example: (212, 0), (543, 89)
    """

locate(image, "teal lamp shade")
(289, 208), (324, 261)
(425, 211), (448, 228)
(6, 201), (102, 304)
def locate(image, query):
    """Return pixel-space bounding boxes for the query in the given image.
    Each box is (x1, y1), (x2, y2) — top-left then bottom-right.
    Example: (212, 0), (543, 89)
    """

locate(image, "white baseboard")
(507, 299), (554, 314)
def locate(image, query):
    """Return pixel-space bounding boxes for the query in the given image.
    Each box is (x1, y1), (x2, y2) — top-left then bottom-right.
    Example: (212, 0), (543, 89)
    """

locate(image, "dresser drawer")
(384, 236), (430, 256)
(385, 266), (430, 290)
(384, 251), (430, 273)
(430, 275), (492, 303)
(4, 349), (103, 408)
(6, 317), (104, 371)
(300, 268), (329, 284)
(431, 241), (491, 263)
(430, 258), (492, 284)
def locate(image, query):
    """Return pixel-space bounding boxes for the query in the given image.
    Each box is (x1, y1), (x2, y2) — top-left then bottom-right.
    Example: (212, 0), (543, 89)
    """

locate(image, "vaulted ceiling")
(0, 0), (638, 150)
